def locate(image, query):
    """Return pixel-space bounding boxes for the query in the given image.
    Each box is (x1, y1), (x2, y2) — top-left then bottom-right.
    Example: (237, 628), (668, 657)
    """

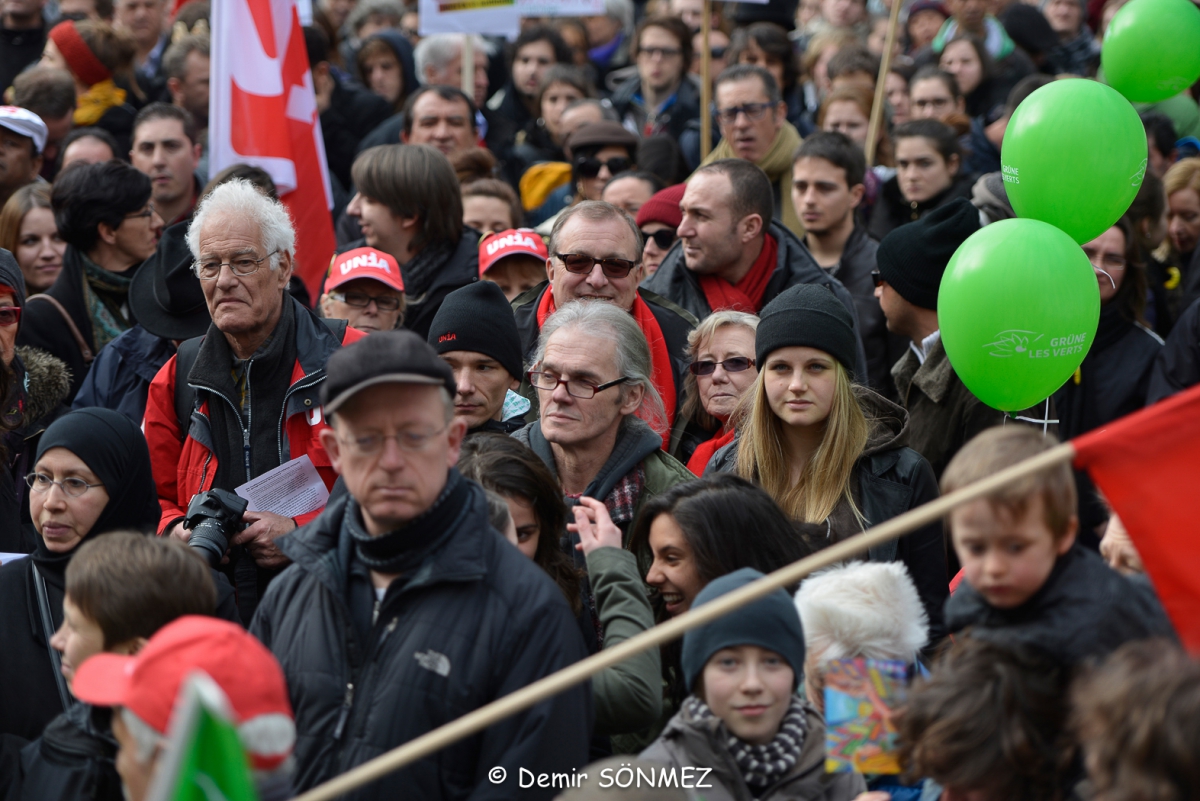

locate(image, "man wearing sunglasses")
(610, 16), (700, 141)
(319, 247), (406, 333)
(512, 200), (698, 451)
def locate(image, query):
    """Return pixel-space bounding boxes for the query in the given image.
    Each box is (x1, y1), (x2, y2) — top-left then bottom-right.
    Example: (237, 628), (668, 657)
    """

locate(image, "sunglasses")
(871, 270), (884, 288)
(574, 156), (632, 179)
(710, 46), (727, 60)
(641, 228), (677, 249)
(555, 252), (639, 279)
(0, 306), (21, 327)
(689, 356), (755, 376)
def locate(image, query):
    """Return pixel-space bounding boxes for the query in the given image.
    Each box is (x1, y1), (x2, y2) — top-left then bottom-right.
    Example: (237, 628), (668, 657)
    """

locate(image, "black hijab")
(29, 407), (160, 589)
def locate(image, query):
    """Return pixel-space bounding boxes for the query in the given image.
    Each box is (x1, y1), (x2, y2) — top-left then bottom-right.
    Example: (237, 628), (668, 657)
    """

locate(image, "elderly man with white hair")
(143, 180), (366, 625)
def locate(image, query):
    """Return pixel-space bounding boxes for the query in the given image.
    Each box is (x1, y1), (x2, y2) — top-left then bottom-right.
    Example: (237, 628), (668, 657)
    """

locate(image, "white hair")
(414, 34), (491, 84)
(794, 561), (929, 664)
(186, 179), (295, 270)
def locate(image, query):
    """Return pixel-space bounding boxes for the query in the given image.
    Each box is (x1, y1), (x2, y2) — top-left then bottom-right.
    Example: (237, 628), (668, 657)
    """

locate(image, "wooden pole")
(699, 0), (712, 160)
(865, 0), (904, 165)
(290, 441), (1077, 801)
(461, 35), (474, 99)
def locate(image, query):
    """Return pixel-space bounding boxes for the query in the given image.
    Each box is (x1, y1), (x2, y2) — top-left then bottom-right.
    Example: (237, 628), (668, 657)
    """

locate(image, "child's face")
(701, 645), (795, 745)
(50, 594), (107, 691)
(951, 496), (1075, 609)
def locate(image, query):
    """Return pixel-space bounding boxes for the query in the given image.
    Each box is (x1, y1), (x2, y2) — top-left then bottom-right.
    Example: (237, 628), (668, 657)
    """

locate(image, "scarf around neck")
(346, 468), (469, 575)
(707, 122), (804, 238)
(74, 79), (126, 127)
(80, 252), (135, 352)
(684, 694), (809, 791)
(400, 241), (455, 300)
(699, 232), (778, 314)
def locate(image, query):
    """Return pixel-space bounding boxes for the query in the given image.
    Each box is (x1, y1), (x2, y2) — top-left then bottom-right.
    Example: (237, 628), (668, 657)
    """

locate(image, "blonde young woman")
(708, 284), (948, 641)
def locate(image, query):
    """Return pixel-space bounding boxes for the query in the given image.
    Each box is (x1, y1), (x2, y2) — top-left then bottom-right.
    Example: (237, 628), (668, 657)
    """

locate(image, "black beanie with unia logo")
(427, 281), (525, 381)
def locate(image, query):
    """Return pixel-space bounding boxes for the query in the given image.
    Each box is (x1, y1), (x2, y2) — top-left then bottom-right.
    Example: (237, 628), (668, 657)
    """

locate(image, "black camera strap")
(32, 564), (77, 713)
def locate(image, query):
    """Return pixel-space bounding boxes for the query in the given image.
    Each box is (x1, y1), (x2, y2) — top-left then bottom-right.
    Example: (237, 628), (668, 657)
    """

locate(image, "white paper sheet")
(234, 455), (329, 518)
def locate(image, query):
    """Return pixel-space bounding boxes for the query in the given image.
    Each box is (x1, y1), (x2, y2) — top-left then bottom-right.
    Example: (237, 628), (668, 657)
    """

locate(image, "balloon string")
(1095, 267), (1116, 288)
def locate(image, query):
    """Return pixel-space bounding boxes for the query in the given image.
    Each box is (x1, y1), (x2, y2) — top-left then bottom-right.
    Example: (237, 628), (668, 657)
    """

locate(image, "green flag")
(146, 673), (259, 801)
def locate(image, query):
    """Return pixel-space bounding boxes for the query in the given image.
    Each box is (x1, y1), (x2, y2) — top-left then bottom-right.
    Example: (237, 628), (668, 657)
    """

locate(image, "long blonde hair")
(734, 360), (869, 524)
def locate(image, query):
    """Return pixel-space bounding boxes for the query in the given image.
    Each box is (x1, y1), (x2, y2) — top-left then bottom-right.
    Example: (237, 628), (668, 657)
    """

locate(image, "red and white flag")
(209, 0), (335, 301)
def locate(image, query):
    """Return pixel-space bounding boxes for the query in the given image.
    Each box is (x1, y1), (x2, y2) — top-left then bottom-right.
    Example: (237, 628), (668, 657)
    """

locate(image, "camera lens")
(188, 518), (229, 568)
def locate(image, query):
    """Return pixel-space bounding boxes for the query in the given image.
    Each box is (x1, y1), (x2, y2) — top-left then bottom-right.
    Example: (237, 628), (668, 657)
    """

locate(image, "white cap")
(0, 106), (48, 154)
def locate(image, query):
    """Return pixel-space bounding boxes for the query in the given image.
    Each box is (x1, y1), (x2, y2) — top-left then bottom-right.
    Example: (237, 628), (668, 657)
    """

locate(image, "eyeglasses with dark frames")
(124, 203), (157, 220)
(689, 357), (755, 376)
(871, 270), (884, 288)
(194, 250), (280, 280)
(528, 371), (630, 399)
(712, 102), (775, 126)
(327, 290), (403, 311)
(554, 252), (639, 279)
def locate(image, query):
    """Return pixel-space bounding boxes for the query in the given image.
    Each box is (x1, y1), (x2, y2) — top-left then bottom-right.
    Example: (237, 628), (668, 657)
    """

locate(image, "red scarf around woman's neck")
(686, 426), (736, 476)
(536, 289), (676, 449)
(698, 233), (778, 314)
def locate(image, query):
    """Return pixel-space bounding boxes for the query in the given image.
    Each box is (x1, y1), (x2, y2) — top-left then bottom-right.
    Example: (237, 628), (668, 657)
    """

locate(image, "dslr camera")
(184, 488), (249, 567)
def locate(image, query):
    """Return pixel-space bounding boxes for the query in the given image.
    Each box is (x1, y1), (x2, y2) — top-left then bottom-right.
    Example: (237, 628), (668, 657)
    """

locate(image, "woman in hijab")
(0, 408), (162, 741)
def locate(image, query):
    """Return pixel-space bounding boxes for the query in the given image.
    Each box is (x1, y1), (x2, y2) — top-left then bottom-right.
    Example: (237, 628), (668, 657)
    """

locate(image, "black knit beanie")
(427, 281), (525, 380)
(876, 198), (981, 311)
(755, 284), (857, 374)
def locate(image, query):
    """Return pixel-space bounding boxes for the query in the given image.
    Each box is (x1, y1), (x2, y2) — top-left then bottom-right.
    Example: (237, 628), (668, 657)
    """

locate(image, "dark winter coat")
(1147, 295), (1200, 403)
(610, 75), (702, 142)
(0, 556), (68, 741)
(249, 487), (592, 800)
(321, 77), (395, 189)
(0, 22), (44, 103)
(946, 543), (1176, 667)
(643, 220), (869, 381)
(962, 116), (1001, 177)
(867, 172), (977, 242)
(72, 325), (174, 424)
(485, 82), (535, 169)
(4, 703), (122, 801)
(707, 389), (948, 642)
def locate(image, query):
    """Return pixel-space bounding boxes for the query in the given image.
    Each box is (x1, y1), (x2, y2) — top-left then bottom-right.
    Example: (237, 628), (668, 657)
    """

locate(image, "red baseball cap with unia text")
(325, 247), (405, 294)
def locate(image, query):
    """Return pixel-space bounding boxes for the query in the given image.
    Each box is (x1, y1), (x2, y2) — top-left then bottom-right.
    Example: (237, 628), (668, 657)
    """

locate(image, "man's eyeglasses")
(689, 357), (755, 376)
(194, 250), (280, 280)
(26, 472), (104, 497)
(574, 156), (632, 179)
(641, 229), (677, 250)
(529, 371), (630, 399)
(638, 46), (681, 60)
(0, 306), (21, 327)
(124, 203), (157, 220)
(871, 270), (884, 288)
(555, 252), (639, 279)
(710, 46), (727, 60)
(328, 290), (403, 311)
(713, 102), (775, 126)
(338, 426), (447, 455)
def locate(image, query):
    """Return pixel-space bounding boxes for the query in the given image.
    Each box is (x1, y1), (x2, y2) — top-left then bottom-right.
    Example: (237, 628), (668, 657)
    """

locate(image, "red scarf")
(686, 426), (736, 476)
(698, 234), (778, 313)
(536, 289), (676, 449)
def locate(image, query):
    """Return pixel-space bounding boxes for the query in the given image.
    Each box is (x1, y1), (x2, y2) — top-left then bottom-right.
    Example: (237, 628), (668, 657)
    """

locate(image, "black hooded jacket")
(1147, 296), (1200, 404)
(250, 481), (592, 800)
(3, 703), (122, 801)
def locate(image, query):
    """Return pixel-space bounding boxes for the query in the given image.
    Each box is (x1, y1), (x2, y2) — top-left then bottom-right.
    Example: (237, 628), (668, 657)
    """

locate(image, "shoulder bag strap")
(32, 564), (76, 712)
(26, 294), (94, 365)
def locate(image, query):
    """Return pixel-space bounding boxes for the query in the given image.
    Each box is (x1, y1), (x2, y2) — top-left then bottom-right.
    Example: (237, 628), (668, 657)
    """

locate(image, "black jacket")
(1147, 295), (1200, 404)
(250, 485), (592, 800)
(338, 231), (479, 340)
(946, 544), (1176, 667)
(0, 21), (43, 101)
(609, 75), (702, 142)
(867, 172), (977, 242)
(826, 226), (908, 398)
(321, 77), (395, 190)
(4, 703), (122, 801)
(643, 220), (869, 381)
(707, 389), (948, 643)
(72, 324), (174, 424)
(0, 557), (66, 741)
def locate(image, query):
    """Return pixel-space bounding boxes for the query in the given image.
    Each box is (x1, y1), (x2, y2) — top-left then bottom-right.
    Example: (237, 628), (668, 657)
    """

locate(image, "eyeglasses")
(338, 425), (448, 455)
(710, 46), (727, 60)
(638, 46), (682, 60)
(554, 252), (639, 279)
(1082, 249), (1127, 271)
(124, 203), (157, 220)
(713, 102), (775, 126)
(0, 306), (20, 327)
(194, 250), (279, 280)
(574, 156), (632, 179)
(689, 357), (755, 376)
(529, 371), (630, 399)
(327, 290), (403, 311)
(871, 270), (884, 288)
(641, 228), (677, 250)
(26, 472), (104, 497)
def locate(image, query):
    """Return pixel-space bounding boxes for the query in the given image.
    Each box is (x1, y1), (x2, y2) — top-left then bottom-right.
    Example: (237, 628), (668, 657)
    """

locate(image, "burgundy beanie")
(635, 183), (686, 229)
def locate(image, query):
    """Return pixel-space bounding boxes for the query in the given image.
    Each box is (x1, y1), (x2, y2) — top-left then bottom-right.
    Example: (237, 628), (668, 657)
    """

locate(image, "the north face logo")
(340, 251), (392, 275)
(414, 649), (451, 677)
(438, 332), (457, 343)
(485, 232), (540, 256)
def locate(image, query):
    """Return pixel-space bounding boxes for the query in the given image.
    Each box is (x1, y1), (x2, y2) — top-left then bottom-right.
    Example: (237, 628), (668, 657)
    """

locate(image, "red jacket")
(144, 306), (365, 534)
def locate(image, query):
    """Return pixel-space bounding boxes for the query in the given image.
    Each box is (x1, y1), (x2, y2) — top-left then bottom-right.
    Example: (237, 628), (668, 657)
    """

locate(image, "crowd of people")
(0, 0), (1197, 798)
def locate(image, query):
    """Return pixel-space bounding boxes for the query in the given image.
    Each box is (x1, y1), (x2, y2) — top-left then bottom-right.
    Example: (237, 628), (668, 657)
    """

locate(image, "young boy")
(941, 427), (1175, 667)
(6, 532), (218, 801)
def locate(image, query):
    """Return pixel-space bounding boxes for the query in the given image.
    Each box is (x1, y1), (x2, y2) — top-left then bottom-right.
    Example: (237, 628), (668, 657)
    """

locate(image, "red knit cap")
(635, 182), (687, 229)
(49, 21), (112, 87)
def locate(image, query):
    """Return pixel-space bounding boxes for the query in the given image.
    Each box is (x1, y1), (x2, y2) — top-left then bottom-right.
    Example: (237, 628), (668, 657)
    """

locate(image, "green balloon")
(1002, 79), (1146, 244)
(1102, 0), (1200, 104)
(938, 219), (1100, 412)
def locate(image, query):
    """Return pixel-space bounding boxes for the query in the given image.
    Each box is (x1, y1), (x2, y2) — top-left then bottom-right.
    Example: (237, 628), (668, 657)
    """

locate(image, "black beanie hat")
(755, 283), (857, 374)
(427, 281), (524, 380)
(876, 198), (981, 311)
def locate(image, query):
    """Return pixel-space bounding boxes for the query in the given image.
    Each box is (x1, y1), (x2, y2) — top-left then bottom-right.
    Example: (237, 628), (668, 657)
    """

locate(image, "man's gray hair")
(414, 33), (491, 84)
(562, 97), (619, 122)
(346, 0), (404, 36)
(548, 200), (643, 260)
(535, 300), (666, 435)
(186, 178), (295, 269)
(604, 0), (634, 33)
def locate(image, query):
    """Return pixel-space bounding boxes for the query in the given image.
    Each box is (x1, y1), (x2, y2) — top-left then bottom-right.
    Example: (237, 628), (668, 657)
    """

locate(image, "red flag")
(209, 0), (335, 302)
(1073, 383), (1200, 652)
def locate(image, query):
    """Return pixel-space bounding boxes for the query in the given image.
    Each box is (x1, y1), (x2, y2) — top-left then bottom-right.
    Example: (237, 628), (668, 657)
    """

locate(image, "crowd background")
(0, 0), (1197, 799)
